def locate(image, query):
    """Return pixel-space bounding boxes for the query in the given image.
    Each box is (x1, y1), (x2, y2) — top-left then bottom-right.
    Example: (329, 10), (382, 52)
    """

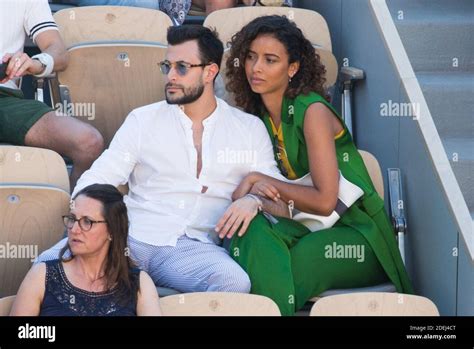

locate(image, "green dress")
(230, 92), (413, 316)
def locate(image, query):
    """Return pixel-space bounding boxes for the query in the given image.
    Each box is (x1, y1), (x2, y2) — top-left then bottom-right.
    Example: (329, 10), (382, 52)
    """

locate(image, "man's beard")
(165, 80), (205, 105)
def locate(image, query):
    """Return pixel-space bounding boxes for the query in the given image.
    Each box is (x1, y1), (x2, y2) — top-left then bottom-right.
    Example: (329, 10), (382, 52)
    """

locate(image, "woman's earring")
(108, 236), (112, 241)
(289, 76), (292, 83)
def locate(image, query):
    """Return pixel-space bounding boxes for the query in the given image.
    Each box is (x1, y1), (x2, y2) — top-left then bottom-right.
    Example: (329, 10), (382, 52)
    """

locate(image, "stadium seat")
(204, 7), (337, 107)
(310, 292), (439, 316)
(0, 186), (70, 297)
(160, 292), (281, 316)
(0, 146), (70, 193)
(53, 6), (171, 47)
(0, 296), (16, 316)
(52, 6), (171, 147)
(56, 42), (167, 146)
(0, 146), (70, 297)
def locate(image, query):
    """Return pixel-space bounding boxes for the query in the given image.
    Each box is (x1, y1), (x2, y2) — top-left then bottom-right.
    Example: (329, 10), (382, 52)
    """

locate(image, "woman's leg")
(291, 225), (389, 311)
(230, 214), (310, 316)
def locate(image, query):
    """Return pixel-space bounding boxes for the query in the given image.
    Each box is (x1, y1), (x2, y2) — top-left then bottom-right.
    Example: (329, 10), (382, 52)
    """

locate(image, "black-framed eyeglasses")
(159, 60), (211, 76)
(62, 215), (107, 232)
(272, 134), (289, 178)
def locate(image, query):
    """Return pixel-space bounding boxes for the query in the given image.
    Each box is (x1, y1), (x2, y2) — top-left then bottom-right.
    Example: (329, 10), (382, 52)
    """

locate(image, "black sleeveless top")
(39, 259), (138, 316)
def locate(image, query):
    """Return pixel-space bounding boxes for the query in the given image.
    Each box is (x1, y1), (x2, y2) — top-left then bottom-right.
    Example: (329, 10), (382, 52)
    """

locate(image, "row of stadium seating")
(0, 6), (422, 315)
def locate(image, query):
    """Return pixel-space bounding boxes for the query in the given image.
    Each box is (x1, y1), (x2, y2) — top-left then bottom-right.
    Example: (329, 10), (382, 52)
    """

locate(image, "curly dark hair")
(225, 15), (328, 116)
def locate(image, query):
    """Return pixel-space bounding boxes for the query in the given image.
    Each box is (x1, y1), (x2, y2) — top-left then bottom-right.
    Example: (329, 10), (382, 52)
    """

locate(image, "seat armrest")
(387, 168), (407, 265)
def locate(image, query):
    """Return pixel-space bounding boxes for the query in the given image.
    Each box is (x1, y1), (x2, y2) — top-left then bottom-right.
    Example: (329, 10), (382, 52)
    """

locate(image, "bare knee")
(71, 126), (104, 164)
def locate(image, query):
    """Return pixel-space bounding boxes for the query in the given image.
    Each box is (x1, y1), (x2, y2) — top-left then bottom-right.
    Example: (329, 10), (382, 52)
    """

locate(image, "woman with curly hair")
(225, 15), (413, 316)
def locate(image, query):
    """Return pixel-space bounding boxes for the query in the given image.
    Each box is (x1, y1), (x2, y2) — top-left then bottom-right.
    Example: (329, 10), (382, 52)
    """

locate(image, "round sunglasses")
(159, 60), (211, 76)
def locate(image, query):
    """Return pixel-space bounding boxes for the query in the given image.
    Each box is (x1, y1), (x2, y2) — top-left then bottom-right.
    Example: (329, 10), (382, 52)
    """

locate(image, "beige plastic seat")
(0, 296), (15, 316)
(52, 7), (172, 147)
(310, 292), (439, 316)
(204, 7), (337, 104)
(54, 6), (172, 47)
(57, 43), (167, 147)
(160, 292), (281, 316)
(359, 150), (384, 199)
(0, 146), (69, 193)
(204, 7), (332, 51)
(0, 186), (70, 297)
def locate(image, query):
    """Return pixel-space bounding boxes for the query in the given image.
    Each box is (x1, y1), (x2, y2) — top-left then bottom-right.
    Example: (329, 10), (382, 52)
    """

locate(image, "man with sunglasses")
(37, 25), (288, 294)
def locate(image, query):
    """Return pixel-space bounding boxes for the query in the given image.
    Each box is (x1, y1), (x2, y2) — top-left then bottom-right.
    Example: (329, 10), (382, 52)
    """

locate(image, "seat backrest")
(0, 146), (70, 193)
(160, 292), (281, 316)
(0, 186), (70, 297)
(310, 292), (439, 316)
(57, 43), (167, 147)
(0, 296), (16, 316)
(358, 150), (384, 199)
(204, 7), (332, 51)
(54, 6), (172, 47)
(205, 7), (337, 106)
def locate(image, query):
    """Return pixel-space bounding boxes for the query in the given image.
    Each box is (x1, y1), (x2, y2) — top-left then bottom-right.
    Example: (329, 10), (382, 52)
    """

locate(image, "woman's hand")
(232, 172), (262, 201)
(216, 196), (260, 239)
(249, 180), (280, 202)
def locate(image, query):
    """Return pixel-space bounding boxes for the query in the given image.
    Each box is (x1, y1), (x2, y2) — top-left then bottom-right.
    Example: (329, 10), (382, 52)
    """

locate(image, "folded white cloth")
(291, 171), (364, 231)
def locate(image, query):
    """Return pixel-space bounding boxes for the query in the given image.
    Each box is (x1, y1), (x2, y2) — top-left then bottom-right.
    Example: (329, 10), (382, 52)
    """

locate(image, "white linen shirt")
(73, 98), (285, 247)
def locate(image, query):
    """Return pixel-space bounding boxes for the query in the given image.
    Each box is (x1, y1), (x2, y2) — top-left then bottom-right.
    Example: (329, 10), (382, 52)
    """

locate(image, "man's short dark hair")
(167, 25), (224, 71)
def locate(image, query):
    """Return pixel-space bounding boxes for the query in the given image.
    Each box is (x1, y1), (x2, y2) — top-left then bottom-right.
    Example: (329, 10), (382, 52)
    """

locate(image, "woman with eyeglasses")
(225, 15), (413, 316)
(10, 184), (162, 316)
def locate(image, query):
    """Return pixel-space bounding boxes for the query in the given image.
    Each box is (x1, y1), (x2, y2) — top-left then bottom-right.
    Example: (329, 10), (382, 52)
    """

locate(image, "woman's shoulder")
(292, 92), (341, 121)
(28, 261), (48, 280)
(293, 91), (327, 107)
(16, 262), (48, 296)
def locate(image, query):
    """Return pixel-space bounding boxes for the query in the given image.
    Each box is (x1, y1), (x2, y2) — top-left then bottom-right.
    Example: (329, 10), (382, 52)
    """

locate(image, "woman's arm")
(10, 263), (46, 316)
(137, 271), (162, 316)
(234, 103), (340, 216)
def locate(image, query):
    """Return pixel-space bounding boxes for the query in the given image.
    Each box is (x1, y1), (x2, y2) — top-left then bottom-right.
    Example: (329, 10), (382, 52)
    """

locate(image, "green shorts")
(0, 86), (54, 145)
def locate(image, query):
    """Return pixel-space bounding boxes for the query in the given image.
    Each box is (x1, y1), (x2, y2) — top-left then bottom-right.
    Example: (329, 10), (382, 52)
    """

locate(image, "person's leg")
(0, 88), (103, 188)
(291, 226), (389, 311)
(129, 235), (251, 293)
(24, 111), (104, 188)
(230, 213), (310, 316)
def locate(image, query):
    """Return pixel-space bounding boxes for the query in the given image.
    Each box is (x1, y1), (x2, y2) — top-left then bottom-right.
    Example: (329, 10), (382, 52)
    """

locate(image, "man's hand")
(1, 52), (44, 83)
(215, 196), (260, 239)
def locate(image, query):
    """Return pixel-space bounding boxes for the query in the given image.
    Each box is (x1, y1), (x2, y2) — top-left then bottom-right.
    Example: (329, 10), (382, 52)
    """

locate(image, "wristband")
(31, 53), (54, 77)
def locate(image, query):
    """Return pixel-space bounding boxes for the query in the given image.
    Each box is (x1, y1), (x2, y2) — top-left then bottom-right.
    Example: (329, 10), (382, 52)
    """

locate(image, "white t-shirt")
(73, 98), (287, 247)
(0, 0), (58, 90)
